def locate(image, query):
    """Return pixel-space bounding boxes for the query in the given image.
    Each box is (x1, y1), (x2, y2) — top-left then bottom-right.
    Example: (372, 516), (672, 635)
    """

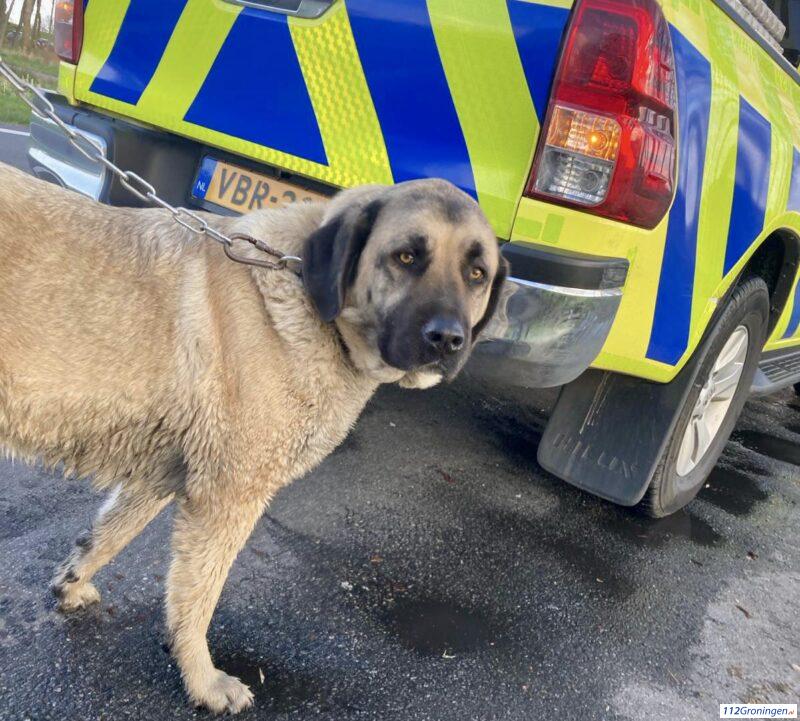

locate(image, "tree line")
(0, 0), (52, 53)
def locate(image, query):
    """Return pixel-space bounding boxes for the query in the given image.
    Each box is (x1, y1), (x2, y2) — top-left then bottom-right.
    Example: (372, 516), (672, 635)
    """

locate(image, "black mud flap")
(537, 352), (707, 506)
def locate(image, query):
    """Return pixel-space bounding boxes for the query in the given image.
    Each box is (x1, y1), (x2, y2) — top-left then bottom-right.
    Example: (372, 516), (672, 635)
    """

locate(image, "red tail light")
(54, 0), (84, 65)
(526, 0), (677, 229)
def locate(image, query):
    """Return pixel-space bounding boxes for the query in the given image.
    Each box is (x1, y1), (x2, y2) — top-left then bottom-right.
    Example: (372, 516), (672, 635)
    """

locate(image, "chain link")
(0, 56), (302, 273)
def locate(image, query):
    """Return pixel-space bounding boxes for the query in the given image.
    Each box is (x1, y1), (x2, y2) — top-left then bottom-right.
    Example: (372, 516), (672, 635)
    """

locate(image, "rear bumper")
(27, 91), (202, 208)
(471, 243), (628, 388)
(29, 113), (108, 199)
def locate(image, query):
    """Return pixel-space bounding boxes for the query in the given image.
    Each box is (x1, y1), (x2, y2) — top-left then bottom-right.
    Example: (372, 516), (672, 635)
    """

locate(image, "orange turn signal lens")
(545, 105), (621, 162)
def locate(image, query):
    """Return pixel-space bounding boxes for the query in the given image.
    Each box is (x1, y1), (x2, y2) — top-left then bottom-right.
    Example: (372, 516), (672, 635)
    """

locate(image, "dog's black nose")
(422, 317), (465, 356)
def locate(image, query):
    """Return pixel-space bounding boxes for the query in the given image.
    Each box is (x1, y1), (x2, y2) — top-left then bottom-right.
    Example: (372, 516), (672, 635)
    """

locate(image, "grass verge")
(0, 49), (58, 126)
(0, 83), (32, 125)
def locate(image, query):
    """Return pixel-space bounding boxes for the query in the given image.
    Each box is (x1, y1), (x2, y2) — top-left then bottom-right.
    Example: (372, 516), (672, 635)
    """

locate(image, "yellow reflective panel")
(134, 0), (240, 134)
(689, 0), (738, 350)
(57, 61), (77, 103)
(74, 0), (131, 103)
(289, 4), (394, 187)
(428, 0), (540, 238)
(511, 197), (674, 382)
(75, 0), (391, 189)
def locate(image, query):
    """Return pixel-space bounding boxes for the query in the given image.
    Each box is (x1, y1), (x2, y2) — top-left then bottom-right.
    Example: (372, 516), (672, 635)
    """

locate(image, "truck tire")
(640, 277), (769, 517)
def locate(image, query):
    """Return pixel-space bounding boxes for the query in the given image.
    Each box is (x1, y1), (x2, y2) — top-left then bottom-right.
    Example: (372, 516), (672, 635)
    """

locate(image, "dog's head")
(303, 179), (508, 389)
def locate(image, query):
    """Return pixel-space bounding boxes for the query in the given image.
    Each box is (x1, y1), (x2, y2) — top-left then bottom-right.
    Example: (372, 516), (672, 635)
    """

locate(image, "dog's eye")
(397, 251), (415, 266)
(470, 267), (486, 282)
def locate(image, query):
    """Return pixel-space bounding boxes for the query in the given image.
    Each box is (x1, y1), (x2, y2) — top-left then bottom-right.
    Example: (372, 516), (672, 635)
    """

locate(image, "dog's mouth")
(430, 360), (458, 381)
(379, 335), (466, 376)
(411, 358), (464, 385)
(384, 352), (462, 381)
(398, 364), (446, 390)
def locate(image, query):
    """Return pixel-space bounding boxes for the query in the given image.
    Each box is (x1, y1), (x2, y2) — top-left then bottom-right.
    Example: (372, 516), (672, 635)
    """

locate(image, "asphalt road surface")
(0, 132), (799, 721)
(0, 125), (30, 172)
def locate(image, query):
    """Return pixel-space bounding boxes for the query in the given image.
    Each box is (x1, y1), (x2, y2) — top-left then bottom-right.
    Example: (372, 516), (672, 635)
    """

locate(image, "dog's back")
(0, 164), (196, 477)
(0, 163), (336, 485)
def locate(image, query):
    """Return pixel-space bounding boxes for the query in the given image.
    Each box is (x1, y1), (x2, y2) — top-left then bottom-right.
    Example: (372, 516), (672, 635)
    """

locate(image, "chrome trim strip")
(510, 276), (623, 298)
(222, 0), (335, 19)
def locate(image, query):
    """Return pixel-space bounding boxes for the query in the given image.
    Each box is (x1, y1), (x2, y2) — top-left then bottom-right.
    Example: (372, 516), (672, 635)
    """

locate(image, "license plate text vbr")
(193, 157), (326, 214)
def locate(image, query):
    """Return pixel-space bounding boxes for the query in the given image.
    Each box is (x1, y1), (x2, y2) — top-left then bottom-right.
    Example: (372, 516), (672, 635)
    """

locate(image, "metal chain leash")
(0, 56), (302, 273)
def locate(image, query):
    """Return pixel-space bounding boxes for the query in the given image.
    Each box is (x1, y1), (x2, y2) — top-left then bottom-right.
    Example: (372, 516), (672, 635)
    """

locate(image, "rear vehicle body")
(30, 0), (800, 515)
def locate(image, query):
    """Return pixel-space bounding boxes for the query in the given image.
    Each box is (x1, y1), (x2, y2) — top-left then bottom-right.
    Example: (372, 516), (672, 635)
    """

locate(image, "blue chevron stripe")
(723, 97), (771, 274)
(646, 28), (712, 366)
(90, 0), (188, 106)
(346, 0), (476, 197)
(184, 7), (327, 165)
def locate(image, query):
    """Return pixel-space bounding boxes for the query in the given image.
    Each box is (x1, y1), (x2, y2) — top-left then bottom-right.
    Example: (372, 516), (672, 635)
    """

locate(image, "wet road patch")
(604, 507), (722, 547)
(698, 467), (768, 516)
(380, 596), (498, 657)
(216, 654), (346, 714)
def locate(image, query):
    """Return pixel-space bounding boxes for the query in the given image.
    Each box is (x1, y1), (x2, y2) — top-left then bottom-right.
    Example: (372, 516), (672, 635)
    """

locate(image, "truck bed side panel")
(510, 0), (800, 382)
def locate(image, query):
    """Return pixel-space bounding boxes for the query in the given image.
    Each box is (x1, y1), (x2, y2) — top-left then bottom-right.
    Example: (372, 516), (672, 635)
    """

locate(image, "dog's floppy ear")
(472, 256), (509, 339)
(302, 198), (384, 322)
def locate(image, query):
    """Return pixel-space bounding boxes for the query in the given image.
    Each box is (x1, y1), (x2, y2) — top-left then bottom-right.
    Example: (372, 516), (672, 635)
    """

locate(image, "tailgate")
(73, 0), (570, 237)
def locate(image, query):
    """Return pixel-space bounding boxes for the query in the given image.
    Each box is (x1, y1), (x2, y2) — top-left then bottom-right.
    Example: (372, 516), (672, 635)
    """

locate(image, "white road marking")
(0, 127), (29, 137)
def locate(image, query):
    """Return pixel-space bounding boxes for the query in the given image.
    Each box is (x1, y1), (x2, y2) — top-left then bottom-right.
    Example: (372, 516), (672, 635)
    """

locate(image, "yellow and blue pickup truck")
(32, 0), (800, 516)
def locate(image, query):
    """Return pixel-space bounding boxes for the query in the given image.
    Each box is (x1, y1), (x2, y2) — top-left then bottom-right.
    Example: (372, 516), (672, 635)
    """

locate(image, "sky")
(8, 0), (56, 29)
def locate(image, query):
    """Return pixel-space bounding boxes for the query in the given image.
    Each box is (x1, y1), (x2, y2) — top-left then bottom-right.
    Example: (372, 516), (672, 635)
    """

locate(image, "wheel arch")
(735, 228), (800, 337)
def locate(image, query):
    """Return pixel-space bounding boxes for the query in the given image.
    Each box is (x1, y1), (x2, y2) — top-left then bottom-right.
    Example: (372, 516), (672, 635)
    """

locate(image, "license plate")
(192, 156), (327, 213)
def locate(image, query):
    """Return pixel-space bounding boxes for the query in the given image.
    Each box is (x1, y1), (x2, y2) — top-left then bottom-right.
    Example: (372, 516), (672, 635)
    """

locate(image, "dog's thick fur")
(0, 163), (506, 712)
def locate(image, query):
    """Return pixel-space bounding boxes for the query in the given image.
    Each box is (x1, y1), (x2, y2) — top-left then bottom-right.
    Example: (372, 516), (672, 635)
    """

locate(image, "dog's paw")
(190, 669), (254, 715)
(53, 580), (101, 612)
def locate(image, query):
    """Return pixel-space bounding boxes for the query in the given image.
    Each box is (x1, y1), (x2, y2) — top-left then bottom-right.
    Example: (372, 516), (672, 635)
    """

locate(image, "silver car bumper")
(27, 90), (202, 210)
(28, 113), (108, 199)
(470, 246), (627, 388)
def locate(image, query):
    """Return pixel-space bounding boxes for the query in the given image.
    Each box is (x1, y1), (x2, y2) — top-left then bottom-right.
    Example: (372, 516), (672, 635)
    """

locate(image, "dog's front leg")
(166, 493), (265, 714)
